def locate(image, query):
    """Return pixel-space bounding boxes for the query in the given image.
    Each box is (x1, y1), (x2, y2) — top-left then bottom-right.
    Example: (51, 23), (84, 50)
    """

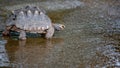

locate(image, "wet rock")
(87, 44), (120, 68)
(0, 40), (10, 67)
(105, 18), (120, 37)
(0, 40), (7, 45)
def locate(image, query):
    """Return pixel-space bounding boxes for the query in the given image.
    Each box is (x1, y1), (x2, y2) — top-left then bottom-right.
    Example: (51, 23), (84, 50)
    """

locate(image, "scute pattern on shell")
(6, 6), (52, 33)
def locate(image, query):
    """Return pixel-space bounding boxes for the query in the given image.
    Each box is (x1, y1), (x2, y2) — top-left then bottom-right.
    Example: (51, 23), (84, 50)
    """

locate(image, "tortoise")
(3, 6), (65, 40)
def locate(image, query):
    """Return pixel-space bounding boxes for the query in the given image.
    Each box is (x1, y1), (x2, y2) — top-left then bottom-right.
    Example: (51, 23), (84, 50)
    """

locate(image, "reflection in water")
(6, 38), (64, 68)
(0, 39), (10, 67)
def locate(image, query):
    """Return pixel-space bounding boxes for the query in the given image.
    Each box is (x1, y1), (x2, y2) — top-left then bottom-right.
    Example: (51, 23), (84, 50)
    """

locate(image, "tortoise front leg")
(45, 26), (54, 39)
(2, 30), (10, 36)
(2, 25), (15, 35)
(19, 30), (26, 40)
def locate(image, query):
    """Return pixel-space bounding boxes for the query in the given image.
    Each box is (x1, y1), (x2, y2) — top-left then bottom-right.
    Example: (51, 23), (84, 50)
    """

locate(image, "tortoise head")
(53, 24), (65, 31)
(6, 12), (16, 26)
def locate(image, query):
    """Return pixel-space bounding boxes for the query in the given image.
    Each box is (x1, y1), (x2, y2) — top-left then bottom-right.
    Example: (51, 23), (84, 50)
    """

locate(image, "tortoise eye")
(12, 15), (16, 20)
(13, 18), (15, 20)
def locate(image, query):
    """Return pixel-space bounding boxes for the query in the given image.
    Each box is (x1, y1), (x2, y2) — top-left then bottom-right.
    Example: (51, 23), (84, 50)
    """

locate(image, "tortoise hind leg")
(45, 26), (54, 39)
(19, 30), (26, 40)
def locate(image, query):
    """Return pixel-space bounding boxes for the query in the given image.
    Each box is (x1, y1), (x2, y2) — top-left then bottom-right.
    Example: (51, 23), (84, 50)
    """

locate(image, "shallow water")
(0, 0), (120, 68)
